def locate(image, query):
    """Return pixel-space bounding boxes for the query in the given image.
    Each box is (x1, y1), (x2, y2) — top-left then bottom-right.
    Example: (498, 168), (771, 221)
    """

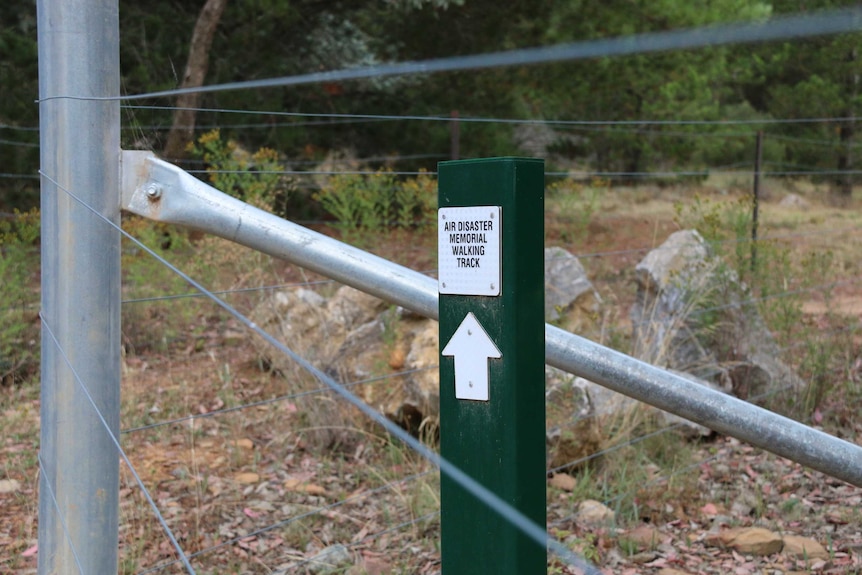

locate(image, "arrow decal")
(441, 312), (501, 401)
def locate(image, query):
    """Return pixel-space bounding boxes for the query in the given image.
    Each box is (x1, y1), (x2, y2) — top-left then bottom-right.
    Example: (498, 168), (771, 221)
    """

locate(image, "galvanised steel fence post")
(37, 0), (122, 572)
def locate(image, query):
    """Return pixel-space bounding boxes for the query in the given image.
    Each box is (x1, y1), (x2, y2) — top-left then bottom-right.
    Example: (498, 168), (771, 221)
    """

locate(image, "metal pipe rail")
(122, 152), (862, 487)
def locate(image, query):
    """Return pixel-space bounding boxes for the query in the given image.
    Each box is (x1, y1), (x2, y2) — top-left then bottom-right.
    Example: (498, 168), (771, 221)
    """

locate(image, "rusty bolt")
(143, 183), (162, 201)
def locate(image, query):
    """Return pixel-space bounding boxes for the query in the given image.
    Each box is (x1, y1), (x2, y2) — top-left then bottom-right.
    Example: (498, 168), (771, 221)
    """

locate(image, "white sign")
(441, 312), (501, 401)
(438, 206), (501, 296)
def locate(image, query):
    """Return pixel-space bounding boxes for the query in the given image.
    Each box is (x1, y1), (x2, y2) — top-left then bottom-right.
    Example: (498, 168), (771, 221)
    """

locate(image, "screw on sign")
(438, 206), (501, 296)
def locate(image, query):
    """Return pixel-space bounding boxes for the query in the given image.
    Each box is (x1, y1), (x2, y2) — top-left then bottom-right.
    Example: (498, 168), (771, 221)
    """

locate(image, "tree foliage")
(1, 0), (860, 210)
(742, 0), (862, 197)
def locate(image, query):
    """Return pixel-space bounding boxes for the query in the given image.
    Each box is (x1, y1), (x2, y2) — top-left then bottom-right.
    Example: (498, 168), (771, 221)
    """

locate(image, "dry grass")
(2, 178), (861, 573)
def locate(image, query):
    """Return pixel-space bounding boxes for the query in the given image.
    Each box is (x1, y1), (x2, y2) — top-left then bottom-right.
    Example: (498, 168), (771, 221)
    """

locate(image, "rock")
(513, 123), (561, 158)
(631, 229), (804, 399)
(570, 375), (633, 418)
(782, 534), (829, 560)
(715, 527), (783, 555)
(545, 372), (603, 471)
(249, 255), (601, 438)
(251, 285), (389, 374)
(549, 472), (577, 492)
(576, 499), (616, 526)
(396, 318), (440, 432)
(628, 551), (659, 564)
(327, 285), (388, 330)
(545, 369), (592, 421)
(251, 283), (442, 434)
(779, 193), (810, 209)
(553, 371), (712, 440)
(231, 438), (254, 450)
(546, 419), (603, 472)
(306, 544), (352, 574)
(545, 246), (602, 333)
(622, 524), (663, 550)
(251, 287), (330, 367)
(0, 479), (21, 494)
(328, 316), (387, 379)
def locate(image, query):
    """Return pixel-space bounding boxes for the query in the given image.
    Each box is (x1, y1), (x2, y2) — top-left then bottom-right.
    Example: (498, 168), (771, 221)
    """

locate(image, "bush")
(313, 168), (436, 242)
(187, 129), (290, 214)
(0, 209), (40, 385)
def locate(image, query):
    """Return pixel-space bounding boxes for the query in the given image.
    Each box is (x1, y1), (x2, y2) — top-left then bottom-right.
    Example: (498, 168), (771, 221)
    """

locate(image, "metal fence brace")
(122, 151), (862, 488)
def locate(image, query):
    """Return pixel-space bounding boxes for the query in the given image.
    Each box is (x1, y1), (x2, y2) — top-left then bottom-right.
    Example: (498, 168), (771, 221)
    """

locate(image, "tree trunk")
(837, 120), (854, 200)
(162, 0), (229, 161)
(835, 47), (858, 202)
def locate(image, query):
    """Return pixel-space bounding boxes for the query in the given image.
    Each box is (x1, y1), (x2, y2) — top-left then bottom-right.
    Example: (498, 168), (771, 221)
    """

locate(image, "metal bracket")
(121, 150), (254, 238)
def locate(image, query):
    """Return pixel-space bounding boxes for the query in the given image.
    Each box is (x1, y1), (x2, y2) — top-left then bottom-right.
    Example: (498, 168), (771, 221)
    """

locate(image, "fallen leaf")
(22, 544), (38, 557)
(782, 534), (829, 560)
(232, 438), (254, 450)
(388, 345), (407, 369)
(813, 408), (823, 424)
(284, 478), (327, 496)
(243, 507), (262, 519)
(809, 559), (828, 570)
(576, 499), (616, 526)
(235, 472), (260, 484)
(715, 527), (783, 556)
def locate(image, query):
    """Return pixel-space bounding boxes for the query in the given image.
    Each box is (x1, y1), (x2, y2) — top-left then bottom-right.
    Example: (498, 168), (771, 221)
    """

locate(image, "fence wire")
(121, 365), (436, 435)
(32, 7), (862, 104)
(37, 453), (86, 575)
(114, 212), (861, 446)
(40, 312), (197, 574)
(135, 469), (436, 575)
(122, 103), (862, 127)
(28, 4), (862, 573)
(44, 170), (601, 574)
(108, 222), (860, 314)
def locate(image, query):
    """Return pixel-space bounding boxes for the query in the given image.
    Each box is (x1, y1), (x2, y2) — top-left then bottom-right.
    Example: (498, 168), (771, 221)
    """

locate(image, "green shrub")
(188, 129), (289, 213)
(314, 169), (436, 242)
(546, 177), (604, 242)
(0, 209), (40, 385)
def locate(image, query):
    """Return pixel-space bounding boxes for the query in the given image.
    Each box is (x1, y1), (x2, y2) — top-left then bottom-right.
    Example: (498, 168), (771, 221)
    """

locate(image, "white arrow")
(442, 312), (501, 401)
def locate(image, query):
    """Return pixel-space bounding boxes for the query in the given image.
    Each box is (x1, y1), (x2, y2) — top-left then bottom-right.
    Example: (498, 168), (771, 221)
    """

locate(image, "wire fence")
(9, 4), (862, 574)
(10, 113), (862, 572)
(41, 167), (604, 573)
(111, 159), (859, 574)
(5, 105), (862, 187)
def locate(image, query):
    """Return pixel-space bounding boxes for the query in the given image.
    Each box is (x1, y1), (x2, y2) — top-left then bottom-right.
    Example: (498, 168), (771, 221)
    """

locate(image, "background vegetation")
(2, 2), (862, 572)
(2, 0), (862, 212)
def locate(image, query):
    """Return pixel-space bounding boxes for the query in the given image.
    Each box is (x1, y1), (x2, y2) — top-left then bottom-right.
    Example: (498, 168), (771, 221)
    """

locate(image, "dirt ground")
(2, 179), (862, 574)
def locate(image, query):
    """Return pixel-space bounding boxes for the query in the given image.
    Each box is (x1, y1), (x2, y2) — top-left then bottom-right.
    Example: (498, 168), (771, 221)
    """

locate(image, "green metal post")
(438, 157), (546, 574)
